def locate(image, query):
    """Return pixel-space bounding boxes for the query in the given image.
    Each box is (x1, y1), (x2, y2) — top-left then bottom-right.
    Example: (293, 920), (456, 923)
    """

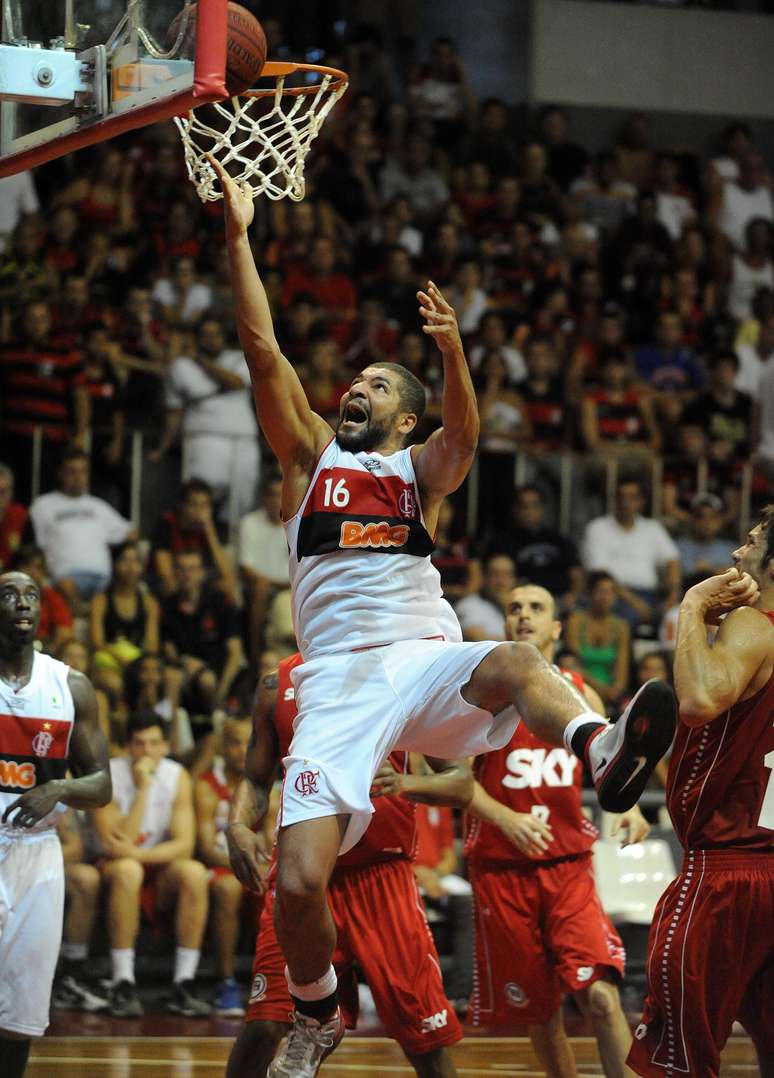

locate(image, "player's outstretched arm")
(212, 158), (332, 479)
(412, 282), (479, 505)
(226, 670), (280, 892)
(675, 569), (772, 725)
(371, 753), (473, 808)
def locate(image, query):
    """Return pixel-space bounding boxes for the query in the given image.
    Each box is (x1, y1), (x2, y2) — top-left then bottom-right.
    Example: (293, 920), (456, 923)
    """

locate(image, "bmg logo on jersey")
(0, 760), (35, 789)
(502, 747), (578, 789)
(339, 521), (410, 549)
(421, 1009), (448, 1032)
(294, 769), (320, 797)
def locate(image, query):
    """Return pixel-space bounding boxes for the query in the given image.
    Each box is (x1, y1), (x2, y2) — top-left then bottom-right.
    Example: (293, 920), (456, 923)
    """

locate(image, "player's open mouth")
(341, 400), (369, 426)
(14, 618), (33, 630)
(516, 625), (534, 638)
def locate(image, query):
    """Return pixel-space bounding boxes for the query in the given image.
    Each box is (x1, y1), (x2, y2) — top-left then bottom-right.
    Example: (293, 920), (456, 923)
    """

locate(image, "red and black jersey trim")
(297, 467), (434, 560)
(0, 754), (68, 793)
(297, 512), (434, 559)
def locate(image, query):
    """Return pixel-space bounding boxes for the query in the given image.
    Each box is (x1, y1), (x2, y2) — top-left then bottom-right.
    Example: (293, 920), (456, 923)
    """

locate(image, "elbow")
(97, 771), (113, 806)
(678, 697), (723, 727)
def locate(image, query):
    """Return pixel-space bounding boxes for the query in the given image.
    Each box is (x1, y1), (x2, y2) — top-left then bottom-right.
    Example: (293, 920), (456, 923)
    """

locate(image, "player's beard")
(335, 412), (393, 452)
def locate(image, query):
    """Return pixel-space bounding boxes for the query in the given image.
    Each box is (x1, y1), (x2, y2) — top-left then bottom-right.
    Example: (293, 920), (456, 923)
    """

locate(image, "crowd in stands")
(0, 13), (770, 1019)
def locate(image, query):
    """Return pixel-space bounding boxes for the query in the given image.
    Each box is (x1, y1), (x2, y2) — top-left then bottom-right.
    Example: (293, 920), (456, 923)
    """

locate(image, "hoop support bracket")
(0, 42), (94, 105)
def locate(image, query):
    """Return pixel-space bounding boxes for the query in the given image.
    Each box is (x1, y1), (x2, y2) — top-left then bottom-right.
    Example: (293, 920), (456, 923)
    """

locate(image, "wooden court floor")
(28, 1034), (760, 1076)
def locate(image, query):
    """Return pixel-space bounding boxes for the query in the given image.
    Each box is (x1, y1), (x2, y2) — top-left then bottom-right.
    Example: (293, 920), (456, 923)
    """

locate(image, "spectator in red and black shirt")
(0, 463), (28, 572)
(581, 350), (660, 458)
(81, 325), (128, 513)
(150, 478), (237, 603)
(0, 300), (88, 501)
(161, 548), (244, 738)
(519, 336), (571, 451)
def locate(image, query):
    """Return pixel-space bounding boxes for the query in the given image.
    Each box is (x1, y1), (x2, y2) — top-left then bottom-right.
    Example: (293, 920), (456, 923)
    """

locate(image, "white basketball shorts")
(0, 832), (64, 1036)
(280, 638), (518, 853)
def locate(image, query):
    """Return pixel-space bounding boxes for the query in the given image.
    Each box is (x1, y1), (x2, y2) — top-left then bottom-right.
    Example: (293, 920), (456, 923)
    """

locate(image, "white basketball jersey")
(0, 652), (75, 839)
(284, 439), (462, 657)
(110, 756), (181, 848)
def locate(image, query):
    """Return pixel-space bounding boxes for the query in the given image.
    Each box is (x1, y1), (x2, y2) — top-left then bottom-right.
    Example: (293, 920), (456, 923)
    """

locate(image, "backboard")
(0, 0), (229, 176)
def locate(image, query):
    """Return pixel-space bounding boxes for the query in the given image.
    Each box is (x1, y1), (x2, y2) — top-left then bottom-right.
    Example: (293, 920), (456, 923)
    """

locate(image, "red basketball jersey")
(667, 610), (774, 851)
(465, 668), (598, 867)
(274, 653), (417, 868)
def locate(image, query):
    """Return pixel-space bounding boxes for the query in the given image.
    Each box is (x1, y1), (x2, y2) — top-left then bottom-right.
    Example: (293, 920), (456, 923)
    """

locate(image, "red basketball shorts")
(246, 857), (462, 1056)
(628, 849), (774, 1078)
(469, 854), (625, 1027)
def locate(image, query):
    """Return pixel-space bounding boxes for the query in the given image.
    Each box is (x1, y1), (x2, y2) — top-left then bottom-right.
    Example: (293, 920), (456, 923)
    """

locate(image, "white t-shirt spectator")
(718, 182), (774, 250)
(727, 255), (774, 322)
(454, 593), (505, 640)
(30, 492), (133, 581)
(152, 278), (212, 325)
(380, 161), (449, 219)
(469, 343), (526, 384)
(656, 190), (695, 241)
(165, 351), (257, 437)
(0, 172), (39, 243)
(582, 514), (679, 591)
(757, 360), (774, 464)
(447, 287), (489, 335)
(735, 343), (772, 397)
(238, 509), (289, 585)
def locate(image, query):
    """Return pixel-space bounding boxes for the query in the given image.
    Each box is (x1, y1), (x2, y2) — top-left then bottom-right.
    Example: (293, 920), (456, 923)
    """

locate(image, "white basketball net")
(175, 70), (348, 203)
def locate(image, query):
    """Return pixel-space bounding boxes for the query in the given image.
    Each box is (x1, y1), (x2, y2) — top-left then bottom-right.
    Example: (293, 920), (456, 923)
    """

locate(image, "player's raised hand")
(498, 809), (553, 858)
(684, 566), (760, 623)
(610, 805), (650, 846)
(417, 281), (463, 356)
(370, 761), (405, 798)
(209, 155), (255, 236)
(226, 821), (270, 894)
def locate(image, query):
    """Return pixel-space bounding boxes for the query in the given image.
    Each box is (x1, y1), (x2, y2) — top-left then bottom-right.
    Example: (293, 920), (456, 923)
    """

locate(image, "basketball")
(167, 2), (267, 96)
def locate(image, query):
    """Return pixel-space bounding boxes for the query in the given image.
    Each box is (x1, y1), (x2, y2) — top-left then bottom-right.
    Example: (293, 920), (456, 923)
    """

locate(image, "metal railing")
(25, 429), (755, 543)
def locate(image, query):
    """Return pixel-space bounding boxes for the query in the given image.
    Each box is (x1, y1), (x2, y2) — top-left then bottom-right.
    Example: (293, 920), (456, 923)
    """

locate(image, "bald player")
(0, 571), (111, 1076)
(466, 584), (649, 1077)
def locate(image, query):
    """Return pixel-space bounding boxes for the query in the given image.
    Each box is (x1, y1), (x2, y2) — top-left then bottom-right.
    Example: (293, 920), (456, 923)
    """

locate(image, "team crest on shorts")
(294, 769), (320, 796)
(31, 728), (54, 757)
(505, 982), (529, 1007)
(249, 973), (267, 1003)
(634, 1023), (647, 1040)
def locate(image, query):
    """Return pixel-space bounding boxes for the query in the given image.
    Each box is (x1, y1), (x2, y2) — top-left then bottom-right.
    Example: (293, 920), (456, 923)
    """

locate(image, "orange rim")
(241, 61), (348, 99)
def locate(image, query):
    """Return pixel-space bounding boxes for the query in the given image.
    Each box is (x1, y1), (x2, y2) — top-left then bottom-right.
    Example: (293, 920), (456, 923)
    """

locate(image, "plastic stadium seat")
(593, 838), (677, 924)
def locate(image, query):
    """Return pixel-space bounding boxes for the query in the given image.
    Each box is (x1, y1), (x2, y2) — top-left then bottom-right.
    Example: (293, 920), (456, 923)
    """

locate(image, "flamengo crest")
(31, 729), (54, 757)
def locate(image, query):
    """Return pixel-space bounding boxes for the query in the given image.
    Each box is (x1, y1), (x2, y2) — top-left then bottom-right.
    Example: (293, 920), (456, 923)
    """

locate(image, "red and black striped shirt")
(0, 337), (82, 440)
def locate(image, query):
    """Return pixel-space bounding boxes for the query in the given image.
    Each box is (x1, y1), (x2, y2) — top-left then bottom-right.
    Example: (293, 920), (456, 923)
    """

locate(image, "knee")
(105, 857), (144, 891)
(489, 641), (547, 692)
(275, 855), (328, 915)
(176, 859), (209, 895)
(212, 872), (243, 904)
(404, 1047), (448, 1077)
(67, 863), (101, 899)
(578, 979), (618, 1022)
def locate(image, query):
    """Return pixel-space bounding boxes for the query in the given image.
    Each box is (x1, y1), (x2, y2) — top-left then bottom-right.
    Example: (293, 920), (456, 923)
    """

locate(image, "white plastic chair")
(593, 838), (677, 924)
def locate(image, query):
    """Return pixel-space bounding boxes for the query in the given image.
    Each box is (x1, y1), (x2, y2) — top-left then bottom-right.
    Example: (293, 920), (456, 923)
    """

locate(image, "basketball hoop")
(174, 60), (348, 203)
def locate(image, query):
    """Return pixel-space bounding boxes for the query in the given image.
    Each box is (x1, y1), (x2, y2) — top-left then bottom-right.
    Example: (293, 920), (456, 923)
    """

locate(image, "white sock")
(111, 948), (135, 985)
(61, 941), (88, 963)
(562, 712), (605, 757)
(286, 964), (337, 1001)
(174, 947), (200, 985)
